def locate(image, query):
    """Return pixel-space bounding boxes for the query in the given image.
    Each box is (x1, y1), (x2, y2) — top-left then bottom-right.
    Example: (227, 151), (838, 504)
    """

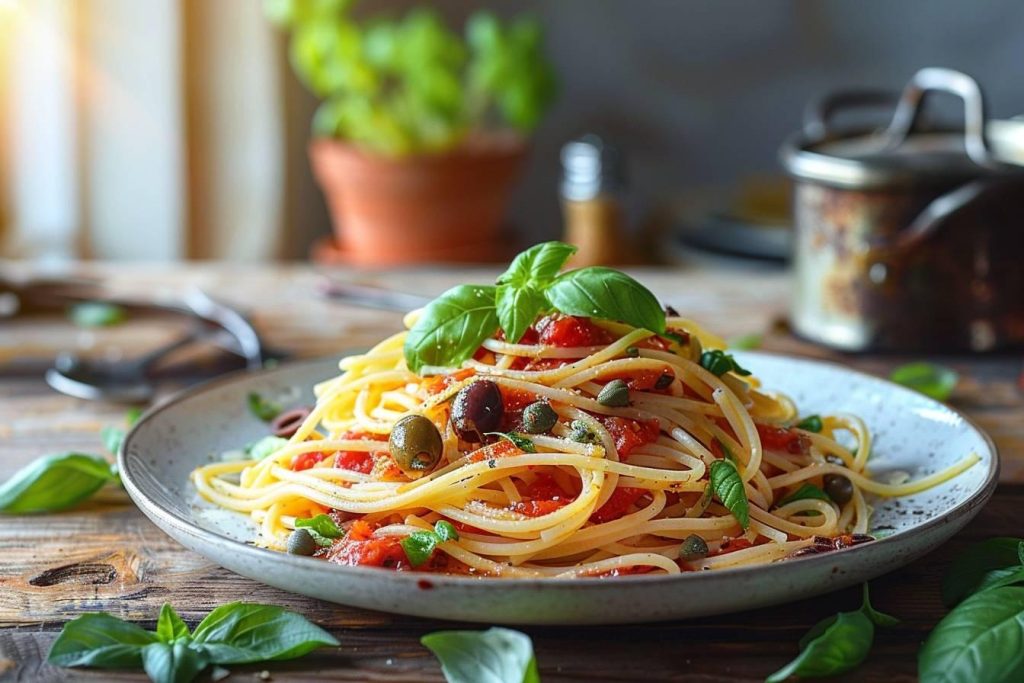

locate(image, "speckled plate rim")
(119, 352), (999, 592)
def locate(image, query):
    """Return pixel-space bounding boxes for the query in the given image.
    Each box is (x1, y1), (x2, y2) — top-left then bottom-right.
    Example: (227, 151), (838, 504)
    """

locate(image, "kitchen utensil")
(317, 278), (432, 312)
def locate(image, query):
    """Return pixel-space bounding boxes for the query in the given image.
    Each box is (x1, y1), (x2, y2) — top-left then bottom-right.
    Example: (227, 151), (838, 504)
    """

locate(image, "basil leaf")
(727, 332), (763, 350)
(247, 436), (289, 460)
(486, 431), (537, 453)
(69, 301), (127, 328)
(434, 520), (460, 543)
(141, 639), (209, 683)
(156, 604), (190, 642)
(404, 285), (500, 373)
(890, 362), (958, 402)
(101, 426), (126, 456)
(47, 613), (159, 668)
(295, 514), (343, 540)
(401, 531), (439, 567)
(545, 267), (666, 334)
(796, 415), (823, 433)
(126, 406), (144, 426)
(247, 392), (283, 422)
(918, 586), (1024, 683)
(861, 584), (900, 627)
(709, 459), (749, 530)
(190, 602), (338, 663)
(973, 565), (1024, 596)
(0, 453), (117, 514)
(496, 284), (548, 343)
(767, 610), (874, 682)
(422, 627), (540, 683)
(699, 349), (751, 377)
(497, 241), (577, 288)
(942, 537), (1024, 607)
(776, 484), (831, 516)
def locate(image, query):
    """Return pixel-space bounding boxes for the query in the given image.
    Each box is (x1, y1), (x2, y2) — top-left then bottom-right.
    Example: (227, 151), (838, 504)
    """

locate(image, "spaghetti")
(192, 311), (979, 577)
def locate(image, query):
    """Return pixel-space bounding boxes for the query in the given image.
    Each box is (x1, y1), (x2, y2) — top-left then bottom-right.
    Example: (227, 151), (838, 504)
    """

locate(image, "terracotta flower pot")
(309, 134), (527, 265)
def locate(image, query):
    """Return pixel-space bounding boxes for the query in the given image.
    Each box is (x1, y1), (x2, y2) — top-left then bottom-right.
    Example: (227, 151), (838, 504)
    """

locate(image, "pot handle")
(802, 89), (898, 140)
(882, 67), (993, 166)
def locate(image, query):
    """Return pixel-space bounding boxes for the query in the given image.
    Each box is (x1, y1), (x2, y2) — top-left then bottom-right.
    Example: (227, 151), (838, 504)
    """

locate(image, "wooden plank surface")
(1, 262), (1022, 682)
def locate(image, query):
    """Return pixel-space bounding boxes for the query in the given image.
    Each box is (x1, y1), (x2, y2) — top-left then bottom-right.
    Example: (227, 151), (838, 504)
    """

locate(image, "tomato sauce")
(589, 487), (647, 523)
(422, 368), (476, 395)
(291, 451), (328, 471)
(535, 314), (615, 347)
(508, 473), (572, 517)
(598, 416), (661, 458)
(755, 423), (811, 455)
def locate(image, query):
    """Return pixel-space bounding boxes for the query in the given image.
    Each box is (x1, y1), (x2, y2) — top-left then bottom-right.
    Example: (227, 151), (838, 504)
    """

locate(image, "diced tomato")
(327, 534), (409, 568)
(598, 416), (661, 458)
(756, 423), (811, 455)
(587, 565), (654, 578)
(714, 537), (754, 555)
(589, 487), (646, 523)
(536, 314), (615, 348)
(496, 327), (540, 344)
(509, 474), (572, 517)
(339, 430), (387, 442)
(347, 519), (375, 541)
(497, 387), (539, 431)
(291, 451), (328, 471)
(636, 329), (689, 351)
(468, 439), (522, 463)
(335, 451), (374, 474)
(422, 368), (476, 395)
(606, 368), (673, 392)
(510, 357), (570, 372)
(511, 499), (567, 517)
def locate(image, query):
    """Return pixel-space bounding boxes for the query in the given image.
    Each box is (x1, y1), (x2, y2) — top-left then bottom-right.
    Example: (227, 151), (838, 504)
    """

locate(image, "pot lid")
(781, 68), (1024, 188)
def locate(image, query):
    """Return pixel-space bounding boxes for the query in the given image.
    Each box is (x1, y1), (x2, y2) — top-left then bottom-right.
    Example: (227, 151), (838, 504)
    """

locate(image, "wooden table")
(1, 262), (1022, 682)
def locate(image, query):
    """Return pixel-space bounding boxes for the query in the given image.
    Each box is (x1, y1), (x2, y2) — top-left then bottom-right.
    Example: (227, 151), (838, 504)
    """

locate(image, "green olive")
(389, 414), (443, 477)
(286, 528), (318, 556)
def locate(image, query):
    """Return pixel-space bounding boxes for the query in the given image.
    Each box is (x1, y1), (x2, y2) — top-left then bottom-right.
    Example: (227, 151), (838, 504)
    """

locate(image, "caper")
(568, 420), (599, 445)
(625, 346), (640, 358)
(597, 379), (630, 407)
(823, 474), (854, 505)
(389, 414), (443, 476)
(522, 401), (558, 434)
(679, 534), (708, 562)
(286, 528), (318, 556)
(654, 371), (674, 390)
(451, 380), (504, 442)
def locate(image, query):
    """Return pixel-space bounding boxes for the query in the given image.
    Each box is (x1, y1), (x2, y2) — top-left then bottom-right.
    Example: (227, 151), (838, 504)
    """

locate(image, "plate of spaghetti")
(121, 243), (997, 624)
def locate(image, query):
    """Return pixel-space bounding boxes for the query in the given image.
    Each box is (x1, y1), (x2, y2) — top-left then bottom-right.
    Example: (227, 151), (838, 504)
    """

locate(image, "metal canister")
(780, 68), (1024, 352)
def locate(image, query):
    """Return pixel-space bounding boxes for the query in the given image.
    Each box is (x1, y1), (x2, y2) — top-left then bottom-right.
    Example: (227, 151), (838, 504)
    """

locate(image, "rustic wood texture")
(1, 262), (1022, 682)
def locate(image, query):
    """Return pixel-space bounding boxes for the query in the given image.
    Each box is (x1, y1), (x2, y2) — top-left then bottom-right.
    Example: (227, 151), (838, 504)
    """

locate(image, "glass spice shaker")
(559, 134), (628, 267)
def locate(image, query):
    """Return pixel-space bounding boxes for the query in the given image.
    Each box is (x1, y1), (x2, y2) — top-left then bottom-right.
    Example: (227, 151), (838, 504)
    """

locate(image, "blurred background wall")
(1, 0), (1021, 262)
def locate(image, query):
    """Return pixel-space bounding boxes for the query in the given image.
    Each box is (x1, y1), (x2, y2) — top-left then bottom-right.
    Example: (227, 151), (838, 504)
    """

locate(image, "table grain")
(1, 262), (1022, 682)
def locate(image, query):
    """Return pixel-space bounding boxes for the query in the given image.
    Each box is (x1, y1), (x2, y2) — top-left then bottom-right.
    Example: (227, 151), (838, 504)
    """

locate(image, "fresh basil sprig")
(48, 602), (338, 683)
(422, 627), (540, 683)
(101, 407), (144, 456)
(0, 453), (118, 514)
(401, 520), (460, 567)
(890, 362), (958, 402)
(767, 584), (897, 682)
(708, 459), (749, 530)
(942, 537), (1024, 607)
(403, 242), (667, 371)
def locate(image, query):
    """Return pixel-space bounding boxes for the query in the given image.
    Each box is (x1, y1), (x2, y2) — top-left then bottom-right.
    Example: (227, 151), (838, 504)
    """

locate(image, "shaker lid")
(560, 134), (625, 201)
(781, 68), (1024, 188)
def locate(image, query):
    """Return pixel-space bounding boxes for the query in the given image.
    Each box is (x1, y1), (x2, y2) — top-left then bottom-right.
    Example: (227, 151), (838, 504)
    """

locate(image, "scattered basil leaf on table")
(890, 362), (958, 401)
(767, 585), (897, 682)
(422, 627), (540, 683)
(942, 537), (1024, 607)
(918, 585), (1024, 683)
(189, 602), (337, 663)
(295, 514), (344, 546)
(68, 301), (128, 328)
(700, 349), (751, 377)
(544, 267), (666, 335)
(247, 392), (283, 421)
(48, 613), (160, 669)
(404, 284), (500, 373)
(708, 459), (749, 530)
(0, 453), (117, 514)
(156, 604), (190, 642)
(101, 407), (145, 456)
(796, 415), (823, 433)
(142, 640), (209, 683)
(486, 431), (537, 453)
(401, 520), (461, 567)
(496, 284), (548, 344)
(728, 332), (763, 350)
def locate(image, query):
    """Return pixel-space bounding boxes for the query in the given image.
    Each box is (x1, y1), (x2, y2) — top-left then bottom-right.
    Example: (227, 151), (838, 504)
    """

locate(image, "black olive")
(679, 534), (708, 561)
(654, 371), (674, 390)
(823, 474), (854, 505)
(451, 380), (504, 442)
(389, 414), (444, 476)
(522, 401), (558, 434)
(286, 528), (318, 556)
(270, 406), (313, 438)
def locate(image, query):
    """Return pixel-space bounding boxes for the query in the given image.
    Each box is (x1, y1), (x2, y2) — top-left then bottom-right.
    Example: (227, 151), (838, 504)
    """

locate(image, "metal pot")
(781, 68), (1024, 352)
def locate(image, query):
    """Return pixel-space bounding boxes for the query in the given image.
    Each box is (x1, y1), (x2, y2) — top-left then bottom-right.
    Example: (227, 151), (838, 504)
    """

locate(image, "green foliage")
(266, 1), (556, 155)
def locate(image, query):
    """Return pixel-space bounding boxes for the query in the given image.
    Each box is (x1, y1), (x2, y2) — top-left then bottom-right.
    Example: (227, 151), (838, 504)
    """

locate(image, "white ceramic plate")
(120, 353), (998, 625)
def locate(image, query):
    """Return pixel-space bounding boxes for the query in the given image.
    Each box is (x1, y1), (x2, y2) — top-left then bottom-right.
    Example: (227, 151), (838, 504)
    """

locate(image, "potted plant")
(266, 0), (556, 265)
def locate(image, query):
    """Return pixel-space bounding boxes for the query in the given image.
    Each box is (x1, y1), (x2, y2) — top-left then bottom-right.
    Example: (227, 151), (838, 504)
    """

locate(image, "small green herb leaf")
(700, 349), (751, 377)
(47, 613), (159, 669)
(141, 639), (209, 683)
(709, 459), (749, 530)
(69, 301), (128, 328)
(497, 241), (577, 289)
(0, 453), (117, 514)
(918, 586), (1024, 683)
(247, 392), (283, 422)
(777, 483), (831, 508)
(404, 285), (500, 373)
(567, 420), (599, 445)
(860, 584), (900, 627)
(942, 537), (1024, 607)
(890, 362), (958, 402)
(767, 610), (874, 682)
(486, 432), (537, 453)
(496, 284), (548, 343)
(434, 520), (459, 542)
(190, 602), (338, 663)
(422, 627), (540, 683)
(728, 332), (763, 350)
(972, 564), (1024, 596)
(126, 407), (144, 426)
(796, 415), (823, 433)
(295, 514), (343, 541)
(401, 531), (439, 567)
(545, 267), (666, 334)
(247, 436), (290, 460)
(156, 604), (190, 643)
